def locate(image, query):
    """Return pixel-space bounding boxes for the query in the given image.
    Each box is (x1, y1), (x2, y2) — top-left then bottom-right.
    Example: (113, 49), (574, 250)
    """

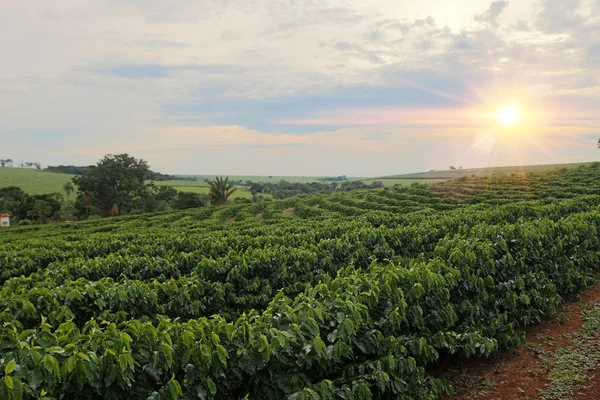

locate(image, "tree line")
(0, 159), (41, 169)
(46, 164), (197, 181)
(1, 153), (387, 223)
(0, 154), (241, 223)
(248, 179), (384, 199)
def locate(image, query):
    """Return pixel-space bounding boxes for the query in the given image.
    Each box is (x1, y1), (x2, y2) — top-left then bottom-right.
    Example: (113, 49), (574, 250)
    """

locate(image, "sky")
(1, 0), (599, 176)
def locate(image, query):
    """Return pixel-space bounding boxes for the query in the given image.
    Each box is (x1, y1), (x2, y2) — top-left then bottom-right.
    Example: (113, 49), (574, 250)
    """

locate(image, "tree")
(0, 160), (5, 167)
(63, 182), (74, 203)
(0, 186), (27, 216)
(72, 153), (150, 216)
(208, 176), (237, 205)
(449, 166), (456, 170)
(6, 159), (12, 167)
(173, 192), (209, 210)
(27, 200), (52, 223)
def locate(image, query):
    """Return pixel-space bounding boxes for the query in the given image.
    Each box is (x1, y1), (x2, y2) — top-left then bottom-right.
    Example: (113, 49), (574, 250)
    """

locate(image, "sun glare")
(496, 103), (522, 127)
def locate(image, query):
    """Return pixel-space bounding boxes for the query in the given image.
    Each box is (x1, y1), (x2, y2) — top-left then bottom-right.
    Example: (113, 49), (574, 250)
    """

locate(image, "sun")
(496, 103), (522, 127)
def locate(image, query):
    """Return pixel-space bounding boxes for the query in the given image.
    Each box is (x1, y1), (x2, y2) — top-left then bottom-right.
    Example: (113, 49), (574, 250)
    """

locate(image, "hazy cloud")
(2, 0), (600, 175)
(474, 1), (509, 27)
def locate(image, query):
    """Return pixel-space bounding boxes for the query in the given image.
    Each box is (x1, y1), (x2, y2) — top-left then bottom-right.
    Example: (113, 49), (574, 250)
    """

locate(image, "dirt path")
(444, 283), (600, 400)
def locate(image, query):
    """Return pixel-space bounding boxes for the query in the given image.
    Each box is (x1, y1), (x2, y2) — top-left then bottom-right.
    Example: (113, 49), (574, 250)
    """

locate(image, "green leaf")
(4, 360), (16, 375)
(4, 376), (13, 390)
(169, 379), (183, 399)
(313, 336), (326, 357)
(206, 378), (217, 396)
(11, 377), (22, 400)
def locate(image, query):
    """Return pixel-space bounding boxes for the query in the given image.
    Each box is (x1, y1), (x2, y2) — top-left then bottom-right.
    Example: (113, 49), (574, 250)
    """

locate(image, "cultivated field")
(0, 168), (75, 195)
(2, 164), (600, 398)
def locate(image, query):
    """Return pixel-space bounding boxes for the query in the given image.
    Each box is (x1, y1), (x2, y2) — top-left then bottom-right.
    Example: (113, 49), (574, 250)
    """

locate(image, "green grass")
(179, 175), (367, 184)
(169, 186), (262, 199)
(539, 303), (600, 400)
(151, 180), (209, 187)
(0, 168), (75, 195)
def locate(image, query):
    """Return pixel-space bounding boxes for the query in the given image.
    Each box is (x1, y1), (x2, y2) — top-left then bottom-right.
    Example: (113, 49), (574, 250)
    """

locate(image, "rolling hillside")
(0, 167), (75, 195)
(2, 164), (600, 398)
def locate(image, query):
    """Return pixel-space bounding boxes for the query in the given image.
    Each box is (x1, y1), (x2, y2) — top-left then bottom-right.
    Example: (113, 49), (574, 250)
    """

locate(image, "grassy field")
(153, 180), (258, 198)
(0, 167), (75, 195)
(152, 180), (209, 187)
(179, 175), (366, 184)
(166, 186), (261, 199)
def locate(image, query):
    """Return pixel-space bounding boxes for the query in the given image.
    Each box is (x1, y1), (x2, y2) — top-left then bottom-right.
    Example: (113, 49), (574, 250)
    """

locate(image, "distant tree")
(597, 138), (600, 149)
(27, 200), (52, 223)
(74, 193), (96, 218)
(34, 162), (41, 170)
(154, 186), (178, 203)
(172, 192), (209, 210)
(208, 177), (237, 205)
(72, 153), (150, 216)
(6, 159), (12, 167)
(0, 186), (27, 216)
(19, 194), (62, 221)
(449, 166), (456, 170)
(25, 162), (33, 169)
(19, 163), (24, 168)
(63, 182), (75, 203)
(0, 160), (5, 167)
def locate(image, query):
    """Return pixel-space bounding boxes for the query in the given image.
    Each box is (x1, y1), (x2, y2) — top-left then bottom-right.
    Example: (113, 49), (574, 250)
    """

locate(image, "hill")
(367, 161), (596, 187)
(1, 164), (600, 398)
(0, 167), (75, 195)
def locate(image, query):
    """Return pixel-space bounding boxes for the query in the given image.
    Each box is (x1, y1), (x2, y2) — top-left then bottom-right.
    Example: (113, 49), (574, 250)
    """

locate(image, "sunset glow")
(496, 104), (522, 128)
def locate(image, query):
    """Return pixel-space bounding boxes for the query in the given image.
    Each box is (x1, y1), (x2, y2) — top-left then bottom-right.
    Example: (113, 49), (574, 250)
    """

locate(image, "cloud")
(2, 0), (600, 175)
(474, 1), (509, 27)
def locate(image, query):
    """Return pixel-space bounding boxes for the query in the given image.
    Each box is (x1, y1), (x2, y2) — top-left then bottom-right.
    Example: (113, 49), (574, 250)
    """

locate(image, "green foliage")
(1, 165), (600, 398)
(208, 177), (237, 205)
(73, 154), (150, 216)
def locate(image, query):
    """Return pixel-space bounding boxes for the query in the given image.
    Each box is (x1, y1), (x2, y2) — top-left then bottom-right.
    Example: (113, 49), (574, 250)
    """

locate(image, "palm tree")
(63, 182), (74, 203)
(208, 176), (237, 205)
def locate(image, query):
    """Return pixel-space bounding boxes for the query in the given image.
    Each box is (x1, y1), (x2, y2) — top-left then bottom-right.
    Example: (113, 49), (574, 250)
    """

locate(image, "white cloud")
(1, 0), (599, 175)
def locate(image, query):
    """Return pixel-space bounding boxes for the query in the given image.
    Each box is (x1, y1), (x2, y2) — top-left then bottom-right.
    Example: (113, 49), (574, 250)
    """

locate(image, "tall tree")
(0, 160), (5, 167)
(208, 176), (237, 205)
(0, 186), (27, 215)
(27, 200), (51, 223)
(6, 159), (12, 167)
(63, 182), (74, 203)
(72, 153), (150, 216)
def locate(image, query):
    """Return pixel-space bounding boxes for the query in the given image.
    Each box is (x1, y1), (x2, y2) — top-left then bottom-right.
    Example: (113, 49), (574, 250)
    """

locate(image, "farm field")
(181, 175), (367, 184)
(1, 164), (600, 398)
(379, 161), (593, 180)
(361, 178), (448, 186)
(0, 168), (75, 195)
(152, 180), (258, 199)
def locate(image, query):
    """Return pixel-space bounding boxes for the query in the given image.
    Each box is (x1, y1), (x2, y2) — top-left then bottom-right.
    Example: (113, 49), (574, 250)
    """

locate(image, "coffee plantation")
(1, 165), (600, 399)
